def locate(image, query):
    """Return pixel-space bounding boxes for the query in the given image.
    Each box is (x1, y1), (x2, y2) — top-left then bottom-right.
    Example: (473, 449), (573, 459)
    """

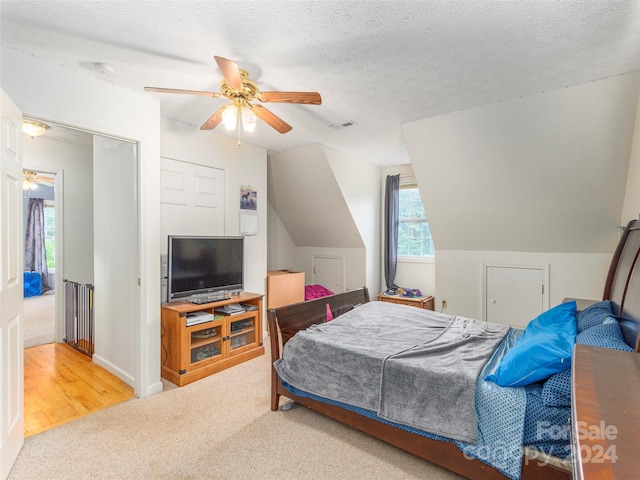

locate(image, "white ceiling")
(2, 0), (640, 167)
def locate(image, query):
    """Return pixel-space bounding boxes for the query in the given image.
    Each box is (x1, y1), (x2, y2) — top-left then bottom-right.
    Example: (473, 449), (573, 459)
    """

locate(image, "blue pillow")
(576, 300), (612, 333)
(576, 317), (634, 352)
(486, 301), (577, 387)
(541, 368), (572, 407)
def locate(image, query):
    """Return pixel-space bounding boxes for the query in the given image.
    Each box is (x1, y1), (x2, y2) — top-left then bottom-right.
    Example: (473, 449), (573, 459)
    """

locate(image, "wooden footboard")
(267, 287), (370, 410)
(267, 287), (570, 480)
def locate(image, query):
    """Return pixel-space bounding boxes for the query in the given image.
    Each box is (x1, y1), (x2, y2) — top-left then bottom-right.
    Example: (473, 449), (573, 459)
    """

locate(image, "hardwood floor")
(24, 342), (135, 437)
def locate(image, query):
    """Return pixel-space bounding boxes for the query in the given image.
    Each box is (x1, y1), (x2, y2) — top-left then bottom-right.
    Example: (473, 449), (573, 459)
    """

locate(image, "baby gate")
(64, 279), (94, 357)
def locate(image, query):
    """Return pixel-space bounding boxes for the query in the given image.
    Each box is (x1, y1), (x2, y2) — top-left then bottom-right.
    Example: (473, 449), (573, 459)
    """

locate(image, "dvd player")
(185, 311), (215, 326)
(189, 294), (229, 305)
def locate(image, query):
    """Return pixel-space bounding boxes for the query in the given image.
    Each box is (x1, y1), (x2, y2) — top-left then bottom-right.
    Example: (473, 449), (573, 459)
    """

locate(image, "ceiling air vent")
(329, 120), (357, 130)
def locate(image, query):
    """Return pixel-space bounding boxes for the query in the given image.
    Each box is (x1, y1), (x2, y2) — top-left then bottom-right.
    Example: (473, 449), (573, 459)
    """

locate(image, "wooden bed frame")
(267, 219), (640, 480)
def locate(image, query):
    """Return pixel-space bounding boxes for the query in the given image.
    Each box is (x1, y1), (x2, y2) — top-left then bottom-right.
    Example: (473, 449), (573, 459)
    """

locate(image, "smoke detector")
(93, 62), (116, 82)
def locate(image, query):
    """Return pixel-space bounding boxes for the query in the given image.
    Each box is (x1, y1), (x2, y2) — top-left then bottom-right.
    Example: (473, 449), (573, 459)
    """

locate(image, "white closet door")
(160, 158), (224, 244)
(312, 255), (345, 293)
(160, 158), (224, 301)
(485, 265), (549, 328)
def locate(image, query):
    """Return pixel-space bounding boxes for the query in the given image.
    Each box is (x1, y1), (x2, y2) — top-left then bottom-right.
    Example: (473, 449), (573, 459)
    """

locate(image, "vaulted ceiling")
(2, 1), (639, 167)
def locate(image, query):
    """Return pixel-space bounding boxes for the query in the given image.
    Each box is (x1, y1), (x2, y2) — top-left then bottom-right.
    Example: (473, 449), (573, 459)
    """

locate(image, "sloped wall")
(268, 144), (381, 293)
(403, 73), (640, 318)
(268, 144), (363, 248)
(404, 73), (639, 254)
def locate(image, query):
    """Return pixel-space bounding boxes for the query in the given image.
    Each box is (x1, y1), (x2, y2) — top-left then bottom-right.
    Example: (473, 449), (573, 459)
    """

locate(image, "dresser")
(571, 343), (640, 479)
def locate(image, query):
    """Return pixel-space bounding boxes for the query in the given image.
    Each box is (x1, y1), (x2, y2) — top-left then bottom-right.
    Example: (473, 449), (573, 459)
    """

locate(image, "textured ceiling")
(2, 0), (640, 167)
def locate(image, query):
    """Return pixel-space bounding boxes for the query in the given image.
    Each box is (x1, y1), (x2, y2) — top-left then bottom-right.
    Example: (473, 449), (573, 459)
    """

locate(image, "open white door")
(0, 90), (24, 478)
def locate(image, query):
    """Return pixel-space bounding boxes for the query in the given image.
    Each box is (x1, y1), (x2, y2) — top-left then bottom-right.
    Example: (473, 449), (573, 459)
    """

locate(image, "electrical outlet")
(441, 299), (447, 310)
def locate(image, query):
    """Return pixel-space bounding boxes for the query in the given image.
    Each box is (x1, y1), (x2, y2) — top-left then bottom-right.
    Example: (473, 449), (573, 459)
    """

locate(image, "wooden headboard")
(603, 219), (640, 351)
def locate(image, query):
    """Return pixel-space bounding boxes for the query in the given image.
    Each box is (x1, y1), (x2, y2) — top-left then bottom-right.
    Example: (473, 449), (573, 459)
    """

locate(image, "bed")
(267, 219), (640, 480)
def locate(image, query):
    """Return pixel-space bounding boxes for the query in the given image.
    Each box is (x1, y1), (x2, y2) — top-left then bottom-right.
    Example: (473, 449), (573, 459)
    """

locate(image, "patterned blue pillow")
(575, 300), (612, 333)
(541, 368), (572, 407)
(542, 316), (634, 407)
(576, 318), (634, 351)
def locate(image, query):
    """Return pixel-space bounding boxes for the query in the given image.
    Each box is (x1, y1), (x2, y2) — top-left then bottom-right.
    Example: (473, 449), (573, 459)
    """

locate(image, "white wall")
(404, 73), (639, 254)
(436, 250), (612, 320)
(268, 145), (364, 248)
(160, 118), (268, 299)
(93, 137), (138, 385)
(23, 137), (94, 284)
(2, 47), (162, 398)
(267, 201), (298, 271)
(325, 146), (382, 293)
(621, 87), (640, 225)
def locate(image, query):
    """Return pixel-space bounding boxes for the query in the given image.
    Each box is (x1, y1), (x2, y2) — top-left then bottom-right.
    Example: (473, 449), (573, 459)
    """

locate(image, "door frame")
(23, 116), (143, 393)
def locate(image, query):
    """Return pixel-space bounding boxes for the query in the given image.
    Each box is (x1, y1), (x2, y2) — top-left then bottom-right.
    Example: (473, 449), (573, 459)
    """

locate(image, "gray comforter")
(273, 301), (509, 443)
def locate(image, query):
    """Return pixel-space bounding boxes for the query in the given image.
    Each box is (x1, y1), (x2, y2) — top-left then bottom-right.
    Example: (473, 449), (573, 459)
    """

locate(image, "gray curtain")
(384, 174), (400, 292)
(25, 198), (50, 293)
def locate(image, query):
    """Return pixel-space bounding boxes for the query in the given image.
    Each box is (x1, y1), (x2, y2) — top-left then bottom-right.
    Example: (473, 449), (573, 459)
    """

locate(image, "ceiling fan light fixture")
(241, 107), (257, 133)
(22, 171), (39, 190)
(221, 106), (238, 131)
(22, 120), (49, 138)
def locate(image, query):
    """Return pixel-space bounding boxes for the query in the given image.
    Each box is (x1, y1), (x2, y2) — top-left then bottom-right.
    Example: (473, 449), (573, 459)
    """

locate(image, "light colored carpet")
(23, 291), (55, 348)
(9, 343), (464, 480)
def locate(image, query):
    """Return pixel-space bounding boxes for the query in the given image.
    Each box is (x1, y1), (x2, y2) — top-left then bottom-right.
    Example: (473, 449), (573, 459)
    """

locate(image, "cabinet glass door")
(229, 318), (256, 351)
(190, 325), (222, 364)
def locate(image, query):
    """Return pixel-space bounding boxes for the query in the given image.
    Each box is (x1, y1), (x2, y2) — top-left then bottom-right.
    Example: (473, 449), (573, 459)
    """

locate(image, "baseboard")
(92, 353), (136, 389)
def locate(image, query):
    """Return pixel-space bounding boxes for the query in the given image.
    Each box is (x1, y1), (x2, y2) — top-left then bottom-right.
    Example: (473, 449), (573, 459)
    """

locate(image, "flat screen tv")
(167, 235), (244, 302)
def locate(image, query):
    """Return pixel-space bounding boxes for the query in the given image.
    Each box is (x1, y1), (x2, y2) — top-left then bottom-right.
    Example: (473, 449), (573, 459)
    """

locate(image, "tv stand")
(160, 292), (264, 386)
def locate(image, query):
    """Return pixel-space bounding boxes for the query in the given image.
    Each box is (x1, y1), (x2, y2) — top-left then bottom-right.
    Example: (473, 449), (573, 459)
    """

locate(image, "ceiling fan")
(145, 56), (322, 135)
(22, 171), (54, 190)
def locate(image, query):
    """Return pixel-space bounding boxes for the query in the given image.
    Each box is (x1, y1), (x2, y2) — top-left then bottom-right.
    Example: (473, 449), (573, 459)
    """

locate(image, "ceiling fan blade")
(144, 86), (222, 97)
(200, 105), (230, 130)
(214, 56), (242, 91)
(257, 91), (322, 105)
(250, 105), (292, 134)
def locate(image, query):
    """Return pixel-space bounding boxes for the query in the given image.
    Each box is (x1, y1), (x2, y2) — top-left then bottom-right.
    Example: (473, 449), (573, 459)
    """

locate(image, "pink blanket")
(304, 284), (334, 300)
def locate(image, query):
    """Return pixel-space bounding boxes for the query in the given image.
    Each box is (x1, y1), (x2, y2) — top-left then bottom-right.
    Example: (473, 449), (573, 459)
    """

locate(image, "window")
(43, 201), (55, 270)
(398, 185), (434, 257)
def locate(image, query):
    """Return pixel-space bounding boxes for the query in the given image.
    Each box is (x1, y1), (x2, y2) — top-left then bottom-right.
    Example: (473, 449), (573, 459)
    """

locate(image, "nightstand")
(377, 294), (434, 311)
(571, 344), (640, 479)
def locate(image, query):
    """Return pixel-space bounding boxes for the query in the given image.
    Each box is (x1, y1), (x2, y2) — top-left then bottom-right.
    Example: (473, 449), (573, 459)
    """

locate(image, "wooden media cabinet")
(161, 292), (264, 386)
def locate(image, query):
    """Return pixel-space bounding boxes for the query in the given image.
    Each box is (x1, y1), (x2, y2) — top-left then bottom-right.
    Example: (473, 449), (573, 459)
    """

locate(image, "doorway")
(22, 170), (57, 348)
(21, 121), (139, 435)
